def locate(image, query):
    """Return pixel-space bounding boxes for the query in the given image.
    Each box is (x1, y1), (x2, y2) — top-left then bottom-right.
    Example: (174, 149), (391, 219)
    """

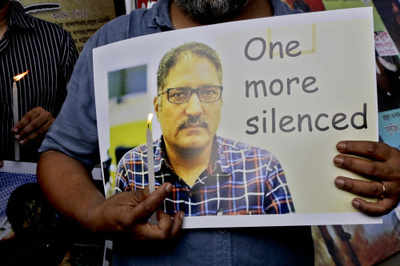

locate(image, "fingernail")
(335, 178), (345, 188)
(19, 140), (25, 144)
(352, 199), (360, 209)
(165, 183), (172, 192)
(15, 135), (20, 140)
(180, 212), (185, 219)
(337, 142), (346, 151)
(334, 156), (344, 166)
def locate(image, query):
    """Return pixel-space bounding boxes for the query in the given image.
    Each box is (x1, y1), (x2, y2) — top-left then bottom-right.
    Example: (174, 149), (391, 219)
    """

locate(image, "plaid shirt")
(117, 136), (295, 216)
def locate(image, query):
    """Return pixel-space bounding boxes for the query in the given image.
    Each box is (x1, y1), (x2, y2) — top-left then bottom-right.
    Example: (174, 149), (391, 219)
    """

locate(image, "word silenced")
(245, 103), (367, 134)
(242, 31), (369, 135)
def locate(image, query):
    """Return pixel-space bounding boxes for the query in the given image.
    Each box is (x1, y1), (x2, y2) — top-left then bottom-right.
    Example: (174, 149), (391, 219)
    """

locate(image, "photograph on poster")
(94, 8), (379, 228)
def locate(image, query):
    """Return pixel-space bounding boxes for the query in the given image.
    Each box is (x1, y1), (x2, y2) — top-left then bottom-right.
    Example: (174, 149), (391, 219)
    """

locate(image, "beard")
(175, 0), (249, 24)
(0, 0), (9, 9)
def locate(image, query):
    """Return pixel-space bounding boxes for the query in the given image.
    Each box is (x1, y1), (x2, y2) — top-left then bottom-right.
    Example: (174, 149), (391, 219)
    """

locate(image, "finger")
(334, 155), (394, 180)
(37, 118), (53, 134)
(335, 177), (386, 198)
(157, 210), (174, 237)
(135, 211), (183, 240)
(133, 189), (148, 202)
(14, 108), (40, 133)
(17, 113), (49, 139)
(0, 160), (3, 168)
(170, 211), (184, 237)
(133, 223), (171, 240)
(130, 183), (172, 222)
(351, 197), (397, 216)
(157, 211), (184, 238)
(336, 141), (391, 161)
(20, 119), (53, 144)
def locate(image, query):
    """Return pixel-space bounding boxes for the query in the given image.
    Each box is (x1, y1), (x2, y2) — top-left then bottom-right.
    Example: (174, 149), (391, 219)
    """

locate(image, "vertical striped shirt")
(0, 1), (78, 161)
(117, 136), (295, 216)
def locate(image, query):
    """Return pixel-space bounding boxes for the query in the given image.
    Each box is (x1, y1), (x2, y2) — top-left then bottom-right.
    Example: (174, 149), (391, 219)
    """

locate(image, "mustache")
(178, 116), (208, 131)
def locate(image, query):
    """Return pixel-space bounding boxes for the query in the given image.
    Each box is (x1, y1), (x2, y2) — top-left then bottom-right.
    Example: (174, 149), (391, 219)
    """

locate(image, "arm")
(38, 150), (103, 228)
(38, 150), (183, 239)
(334, 141), (400, 216)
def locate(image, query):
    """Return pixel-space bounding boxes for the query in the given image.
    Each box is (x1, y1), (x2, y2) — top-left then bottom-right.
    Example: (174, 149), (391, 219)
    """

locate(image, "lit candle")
(12, 71), (29, 161)
(146, 113), (155, 193)
(146, 113), (157, 224)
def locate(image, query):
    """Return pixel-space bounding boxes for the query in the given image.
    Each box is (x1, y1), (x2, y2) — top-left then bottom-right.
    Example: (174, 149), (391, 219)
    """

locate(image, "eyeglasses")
(159, 85), (223, 104)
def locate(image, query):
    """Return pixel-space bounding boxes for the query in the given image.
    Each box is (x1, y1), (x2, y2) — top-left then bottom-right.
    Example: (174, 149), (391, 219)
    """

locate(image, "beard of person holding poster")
(116, 42), (295, 216)
(38, 0), (400, 265)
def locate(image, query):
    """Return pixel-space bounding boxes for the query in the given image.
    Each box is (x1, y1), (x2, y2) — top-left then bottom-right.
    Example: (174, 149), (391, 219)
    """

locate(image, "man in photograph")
(117, 42), (294, 216)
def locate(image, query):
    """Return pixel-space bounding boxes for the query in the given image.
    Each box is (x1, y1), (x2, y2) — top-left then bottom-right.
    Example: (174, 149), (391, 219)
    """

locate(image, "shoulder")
(217, 136), (282, 166)
(88, 14), (130, 47)
(119, 144), (148, 165)
(86, 5), (159, 50)
(21, 14), (72, 42)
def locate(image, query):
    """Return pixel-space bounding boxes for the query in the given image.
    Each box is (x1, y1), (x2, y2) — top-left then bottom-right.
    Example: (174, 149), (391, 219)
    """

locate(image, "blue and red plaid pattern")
(117, 136), (295, 216)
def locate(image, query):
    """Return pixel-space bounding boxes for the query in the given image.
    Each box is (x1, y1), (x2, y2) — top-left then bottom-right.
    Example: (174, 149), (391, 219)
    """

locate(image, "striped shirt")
(0, 1), (78, 162)
(117, 136), (295, 216)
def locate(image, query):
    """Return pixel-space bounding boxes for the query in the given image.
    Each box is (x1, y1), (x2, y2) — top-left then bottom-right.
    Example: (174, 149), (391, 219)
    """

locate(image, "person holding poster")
(116, 42), (295, 216)
(38, 0), (400, 265)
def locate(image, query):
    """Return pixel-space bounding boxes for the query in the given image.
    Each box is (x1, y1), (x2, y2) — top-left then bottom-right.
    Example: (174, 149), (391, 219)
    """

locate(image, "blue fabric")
(39, 0), (312, 265)
(0, 172), (36, 219)
(113, 227), (314, 266)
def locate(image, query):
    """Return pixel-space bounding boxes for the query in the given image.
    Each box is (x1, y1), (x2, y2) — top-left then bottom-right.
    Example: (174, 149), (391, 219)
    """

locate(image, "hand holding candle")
(13, 106), (55, 144)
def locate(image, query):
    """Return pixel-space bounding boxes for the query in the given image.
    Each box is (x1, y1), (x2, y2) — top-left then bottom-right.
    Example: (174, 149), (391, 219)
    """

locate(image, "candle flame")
(147, 113), (154, 128)
(13, 71), (29, 82)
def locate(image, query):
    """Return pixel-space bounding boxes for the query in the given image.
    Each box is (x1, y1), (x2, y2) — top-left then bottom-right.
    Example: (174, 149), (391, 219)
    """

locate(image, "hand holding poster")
(94, 8), (379, 228)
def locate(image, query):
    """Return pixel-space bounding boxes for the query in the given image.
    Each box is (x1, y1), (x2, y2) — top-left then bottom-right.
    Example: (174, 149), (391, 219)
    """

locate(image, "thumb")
(129, 183), (173, 221)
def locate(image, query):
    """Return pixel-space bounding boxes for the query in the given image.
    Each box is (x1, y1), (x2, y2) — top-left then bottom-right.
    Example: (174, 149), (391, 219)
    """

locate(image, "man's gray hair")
(157, 42), (223, 93)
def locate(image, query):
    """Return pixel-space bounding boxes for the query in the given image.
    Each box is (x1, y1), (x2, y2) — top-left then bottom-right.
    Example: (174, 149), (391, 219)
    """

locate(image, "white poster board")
(94, 8), (380, 228)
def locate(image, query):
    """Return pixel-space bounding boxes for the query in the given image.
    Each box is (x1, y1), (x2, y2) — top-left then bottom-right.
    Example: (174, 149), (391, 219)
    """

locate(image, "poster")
(94, 8), (379, 228)
(19, 0), (116, 52)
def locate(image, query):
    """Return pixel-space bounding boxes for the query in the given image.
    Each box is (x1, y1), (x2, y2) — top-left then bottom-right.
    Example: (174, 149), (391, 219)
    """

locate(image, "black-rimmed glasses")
(159, 85), (223, 104)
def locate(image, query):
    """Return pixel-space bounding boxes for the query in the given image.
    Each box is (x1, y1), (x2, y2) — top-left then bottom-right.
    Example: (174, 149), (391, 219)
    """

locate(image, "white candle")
(146, 113), (157, 224)
(12, 81), (20, 161)
(12, 71), (29, 161)
(146, 113), (155, 193)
